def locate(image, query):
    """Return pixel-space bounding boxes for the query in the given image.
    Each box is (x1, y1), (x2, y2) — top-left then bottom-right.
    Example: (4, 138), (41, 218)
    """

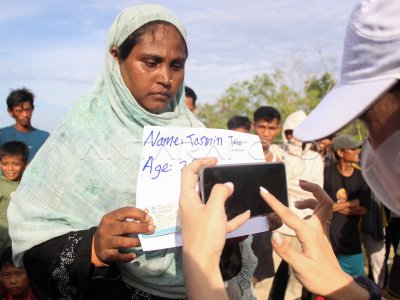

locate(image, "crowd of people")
(0, 1), (399, 300)
(0, 87), (48, 299)
(224, 107), (398, 299)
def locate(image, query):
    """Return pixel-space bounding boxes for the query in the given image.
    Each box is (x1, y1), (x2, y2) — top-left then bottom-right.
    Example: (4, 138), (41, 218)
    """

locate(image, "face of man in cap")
(333, 135), (362, 163)
(338, 148), (361, 163)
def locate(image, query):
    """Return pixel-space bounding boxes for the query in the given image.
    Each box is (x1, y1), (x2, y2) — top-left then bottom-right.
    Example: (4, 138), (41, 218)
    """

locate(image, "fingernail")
(272, 231), (283, 246)
(224, 182), (234, 189)
(260, 186), (269, 194)
(148, 224), (155, 232)
(299, 179), (308, 184)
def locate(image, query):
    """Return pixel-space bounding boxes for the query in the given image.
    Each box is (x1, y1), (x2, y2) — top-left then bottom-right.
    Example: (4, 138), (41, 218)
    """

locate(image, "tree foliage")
(197, 69), (367, 140)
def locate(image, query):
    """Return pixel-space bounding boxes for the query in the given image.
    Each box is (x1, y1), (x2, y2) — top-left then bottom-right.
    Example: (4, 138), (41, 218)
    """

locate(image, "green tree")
(304, 72), (336, 112)
(304, 72), (367, 140)
(197, 70), (303, 129)
(197, 69), (367, 140)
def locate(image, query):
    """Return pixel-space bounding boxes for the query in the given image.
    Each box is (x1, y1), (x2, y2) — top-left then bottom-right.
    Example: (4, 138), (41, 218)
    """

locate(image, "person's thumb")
(271, 231), (302, 268)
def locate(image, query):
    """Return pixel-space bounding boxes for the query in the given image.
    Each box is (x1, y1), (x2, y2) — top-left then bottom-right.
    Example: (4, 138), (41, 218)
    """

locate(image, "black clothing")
(24, 228), (186, 300)
(324, 165), (370, 254)
(251, 231), (274, 280)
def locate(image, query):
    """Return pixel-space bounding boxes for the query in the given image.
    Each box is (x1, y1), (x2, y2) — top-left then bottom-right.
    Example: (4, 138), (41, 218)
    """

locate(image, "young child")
(0, 141), (29, 255)
(0, 247), (36, 300)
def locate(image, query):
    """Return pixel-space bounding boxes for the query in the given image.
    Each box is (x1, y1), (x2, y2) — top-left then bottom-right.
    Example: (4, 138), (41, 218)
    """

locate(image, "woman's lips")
(152, 92), (171, 101)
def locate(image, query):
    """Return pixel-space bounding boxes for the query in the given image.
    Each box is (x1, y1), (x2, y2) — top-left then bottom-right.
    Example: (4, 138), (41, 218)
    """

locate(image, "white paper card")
(136, 126), (266, 250)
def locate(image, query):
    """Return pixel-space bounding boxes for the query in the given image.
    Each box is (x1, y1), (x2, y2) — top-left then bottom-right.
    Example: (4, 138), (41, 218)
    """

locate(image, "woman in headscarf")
(7, 5), (202, 300)
(8, 5), (257, 300)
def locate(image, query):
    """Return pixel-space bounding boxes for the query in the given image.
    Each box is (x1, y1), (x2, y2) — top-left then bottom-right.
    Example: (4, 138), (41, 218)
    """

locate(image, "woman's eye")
(144, 60), (157, 68)
(171, 63), (184, 71)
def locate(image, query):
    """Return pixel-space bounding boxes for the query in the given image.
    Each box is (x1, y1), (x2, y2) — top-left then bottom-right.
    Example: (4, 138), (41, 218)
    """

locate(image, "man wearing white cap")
(290, 0), (400, 295)
(178, 0), (399, 299)
(292, 0), (400, 298)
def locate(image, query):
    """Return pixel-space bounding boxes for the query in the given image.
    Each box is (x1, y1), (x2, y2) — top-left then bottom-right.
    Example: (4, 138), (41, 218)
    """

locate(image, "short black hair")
(253, 106), (281, 123)
(0, 247), (14, 269)
(6, 87), (35, 110)
(227, 116), (251, 131)
(185, 86), (197, 104)
(0, 141), (29, 163)
(117, 21), (188, 61)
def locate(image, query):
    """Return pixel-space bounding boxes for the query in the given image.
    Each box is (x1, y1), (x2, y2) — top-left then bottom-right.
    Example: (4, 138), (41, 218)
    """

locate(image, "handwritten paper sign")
(136, 126), (266, 251)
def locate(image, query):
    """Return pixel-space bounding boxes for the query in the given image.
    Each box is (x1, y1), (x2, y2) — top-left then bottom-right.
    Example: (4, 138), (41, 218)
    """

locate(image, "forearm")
(337, 206), (367, 216)
(326, 278), (370, 300)
(334, 199), (365, 215)
(183, 250), (228, 300)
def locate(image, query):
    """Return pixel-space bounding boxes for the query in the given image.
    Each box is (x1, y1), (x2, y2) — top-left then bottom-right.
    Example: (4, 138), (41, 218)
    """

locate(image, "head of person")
(317, 134), (335, 155)
(253, 106), (281, 150)
(7, 4), (203, 274)
(109, 5), (188, 114)
(0, 141), (29, 181)
(0, 247), (30, 298)
(281, 110), (307, 146)
(227, 115), (251, 133)
(332, 134), (362, 164)
(294, 0), (400, 214)
(6, 87), (35, 130)
(184, 86), (197, 113)
(285, 130), (294, 142)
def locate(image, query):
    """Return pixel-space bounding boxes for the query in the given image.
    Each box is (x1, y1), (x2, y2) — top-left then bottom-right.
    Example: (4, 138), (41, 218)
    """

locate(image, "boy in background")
(0, 142), (29, 254)
(0, 247), (36, 300)
(227, 115), (251, 133)
(184, 86), (197, 113)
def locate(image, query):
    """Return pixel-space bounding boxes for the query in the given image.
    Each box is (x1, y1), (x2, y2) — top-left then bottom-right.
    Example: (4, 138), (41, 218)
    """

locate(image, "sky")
(0, 0), (359, 132)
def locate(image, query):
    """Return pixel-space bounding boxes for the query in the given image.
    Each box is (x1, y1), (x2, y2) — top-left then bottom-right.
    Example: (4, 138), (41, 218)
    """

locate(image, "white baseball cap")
(295, 0), (400, 141)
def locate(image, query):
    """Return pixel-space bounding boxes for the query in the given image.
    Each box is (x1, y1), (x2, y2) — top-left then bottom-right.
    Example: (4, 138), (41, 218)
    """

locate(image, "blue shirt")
(0, 125), (49, 161)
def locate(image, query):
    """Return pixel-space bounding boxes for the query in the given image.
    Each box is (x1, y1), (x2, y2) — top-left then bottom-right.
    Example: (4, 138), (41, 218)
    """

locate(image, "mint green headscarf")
(8, 4), (202, 298)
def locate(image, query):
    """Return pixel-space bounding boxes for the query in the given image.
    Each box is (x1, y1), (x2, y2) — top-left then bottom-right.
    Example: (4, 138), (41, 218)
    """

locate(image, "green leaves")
(197, 70), (366, 140)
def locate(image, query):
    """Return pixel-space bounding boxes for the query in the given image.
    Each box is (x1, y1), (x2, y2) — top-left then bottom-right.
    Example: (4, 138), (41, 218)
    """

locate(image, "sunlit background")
(0, 0), (358, 132)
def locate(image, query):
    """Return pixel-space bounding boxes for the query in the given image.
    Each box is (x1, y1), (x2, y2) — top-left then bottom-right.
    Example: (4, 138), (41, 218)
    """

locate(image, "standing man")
(0, 88), (49, 162)
(252, 106), (282, 162)
(324, 134), (369, 277)
(273, 110), (324, 300)
(251, 106), (283, 299)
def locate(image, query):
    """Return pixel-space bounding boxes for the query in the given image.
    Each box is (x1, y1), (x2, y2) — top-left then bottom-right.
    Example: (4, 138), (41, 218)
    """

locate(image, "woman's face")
(118, 24), (187, 113)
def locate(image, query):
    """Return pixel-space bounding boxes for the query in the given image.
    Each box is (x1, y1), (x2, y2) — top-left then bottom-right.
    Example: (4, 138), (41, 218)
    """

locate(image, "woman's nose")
(158, 66), (172, 85)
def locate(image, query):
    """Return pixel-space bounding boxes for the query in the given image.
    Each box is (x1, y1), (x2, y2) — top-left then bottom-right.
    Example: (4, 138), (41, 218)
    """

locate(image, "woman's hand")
(260, 180), (358, 298)
(179, 157), (250, 260)
(179, 158), (250, 300)
(93, 206), (155, 264)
